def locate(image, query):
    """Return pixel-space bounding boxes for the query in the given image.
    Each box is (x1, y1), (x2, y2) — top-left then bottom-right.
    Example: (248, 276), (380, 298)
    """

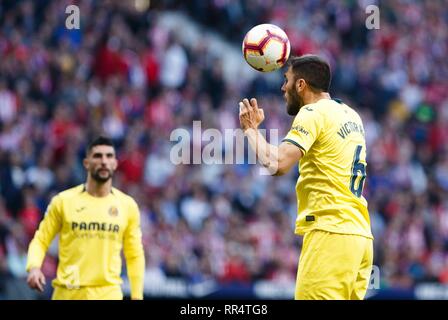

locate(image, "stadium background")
(0, 0), (448, 300)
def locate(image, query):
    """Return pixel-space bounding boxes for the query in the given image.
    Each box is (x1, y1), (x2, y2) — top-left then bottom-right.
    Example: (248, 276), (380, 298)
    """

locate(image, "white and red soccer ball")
(242, 24), (291, 72)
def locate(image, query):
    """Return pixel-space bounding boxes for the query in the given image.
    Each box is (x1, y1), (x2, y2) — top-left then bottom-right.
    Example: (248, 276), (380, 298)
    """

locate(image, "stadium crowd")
(1, 0), (448, 298)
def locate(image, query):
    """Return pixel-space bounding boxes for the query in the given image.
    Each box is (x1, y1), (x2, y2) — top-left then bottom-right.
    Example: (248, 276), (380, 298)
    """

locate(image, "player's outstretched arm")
(239, 98), (303, 175)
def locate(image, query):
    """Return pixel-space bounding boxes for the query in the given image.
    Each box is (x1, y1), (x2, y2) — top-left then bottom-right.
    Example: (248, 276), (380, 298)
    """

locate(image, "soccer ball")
(242, 24), (291, 72)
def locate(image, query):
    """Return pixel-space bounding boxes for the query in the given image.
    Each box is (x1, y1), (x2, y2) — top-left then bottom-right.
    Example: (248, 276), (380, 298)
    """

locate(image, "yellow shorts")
(295, 230), (373, 300)
(52, 285), (123, 300)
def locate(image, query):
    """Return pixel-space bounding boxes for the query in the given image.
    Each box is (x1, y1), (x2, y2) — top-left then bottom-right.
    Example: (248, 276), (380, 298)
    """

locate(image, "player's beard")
(91, 168), (114, 183)
(286, 88), (303, 116)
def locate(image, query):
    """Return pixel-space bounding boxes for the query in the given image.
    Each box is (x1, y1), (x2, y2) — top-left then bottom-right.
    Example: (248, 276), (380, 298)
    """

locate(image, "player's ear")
(295, 78), (305, 93)
(82, 157), (89, 170)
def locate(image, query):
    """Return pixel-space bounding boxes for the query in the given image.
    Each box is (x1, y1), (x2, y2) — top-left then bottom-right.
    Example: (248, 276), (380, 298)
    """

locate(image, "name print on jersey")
(337, 121), (365, 139)
(71, 222), (120, 233)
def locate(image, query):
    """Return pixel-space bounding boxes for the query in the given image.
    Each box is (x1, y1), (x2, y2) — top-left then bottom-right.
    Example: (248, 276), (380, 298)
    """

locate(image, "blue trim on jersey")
(332, 98), (343, 104)
(282, 139), (306, 153)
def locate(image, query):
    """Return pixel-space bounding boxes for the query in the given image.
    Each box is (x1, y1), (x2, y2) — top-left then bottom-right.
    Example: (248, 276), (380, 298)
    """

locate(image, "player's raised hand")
(239, 98), (265, 132)
(27, 267), (46, 292)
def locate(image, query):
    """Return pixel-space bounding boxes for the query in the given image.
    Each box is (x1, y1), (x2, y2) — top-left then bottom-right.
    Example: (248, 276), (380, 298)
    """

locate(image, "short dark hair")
(287, 54), (331, 92)
(86, 136), (115, 155)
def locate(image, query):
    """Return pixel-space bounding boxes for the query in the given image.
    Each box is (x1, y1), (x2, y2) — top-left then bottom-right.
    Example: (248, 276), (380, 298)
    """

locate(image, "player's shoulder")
(317, 98), (345, 112)
(293, 100), (327, 125)
(341, 102), (363, 123)
(46, 185), (85, 209)
(321, 98), (362, 120)
(294, 102), (320, 121)
(111, 187), (138, 206)
(54, 184), (85, 201)
(297, 98), (338, 116)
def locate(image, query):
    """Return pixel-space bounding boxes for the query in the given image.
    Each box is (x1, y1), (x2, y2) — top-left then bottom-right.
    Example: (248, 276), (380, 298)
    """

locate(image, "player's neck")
(85, 179), (112, 197)
(304, 91), (331, 105)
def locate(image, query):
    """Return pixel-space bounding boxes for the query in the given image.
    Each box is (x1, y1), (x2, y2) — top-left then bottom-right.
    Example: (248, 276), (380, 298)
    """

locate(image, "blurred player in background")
(26, 136), (145, 300)
(239, 54), (373, 300)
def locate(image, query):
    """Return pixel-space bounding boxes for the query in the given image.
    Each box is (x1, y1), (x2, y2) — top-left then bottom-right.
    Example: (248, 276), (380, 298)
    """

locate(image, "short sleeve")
(282, 106), (323, 155)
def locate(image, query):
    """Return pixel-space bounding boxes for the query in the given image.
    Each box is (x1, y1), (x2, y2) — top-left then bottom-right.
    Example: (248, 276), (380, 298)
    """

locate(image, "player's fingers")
(239, 102), (247, 114)
(36, 280), (44, 292)
(37, 275), (45, 292)
(242, 98), (253, 110)
(258, 108), (265, 119)
(250, 98), (259, 111)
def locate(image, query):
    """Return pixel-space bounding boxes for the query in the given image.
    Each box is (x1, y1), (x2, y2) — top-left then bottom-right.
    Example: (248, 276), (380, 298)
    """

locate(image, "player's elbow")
(124, 243), (144, 261)
(125, 247), (143, 258)
(270, 162), (290, 176)
(272, 168), (288, 176)
(273, 152), (299, 176)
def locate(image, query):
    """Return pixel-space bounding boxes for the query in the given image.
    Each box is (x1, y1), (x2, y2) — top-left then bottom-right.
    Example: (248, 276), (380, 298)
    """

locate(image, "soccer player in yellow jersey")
(239, 55), (373, 300)
(26, 136), (145, 300)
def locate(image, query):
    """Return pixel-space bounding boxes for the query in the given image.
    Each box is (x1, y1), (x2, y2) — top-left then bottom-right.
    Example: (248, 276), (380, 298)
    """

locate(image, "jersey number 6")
(350, 145), (366, 197)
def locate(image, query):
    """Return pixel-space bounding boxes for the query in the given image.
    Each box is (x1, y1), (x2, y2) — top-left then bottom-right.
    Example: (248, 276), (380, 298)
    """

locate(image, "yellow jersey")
(26, 184), (145, 299)
(283, 98), (373, 239)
